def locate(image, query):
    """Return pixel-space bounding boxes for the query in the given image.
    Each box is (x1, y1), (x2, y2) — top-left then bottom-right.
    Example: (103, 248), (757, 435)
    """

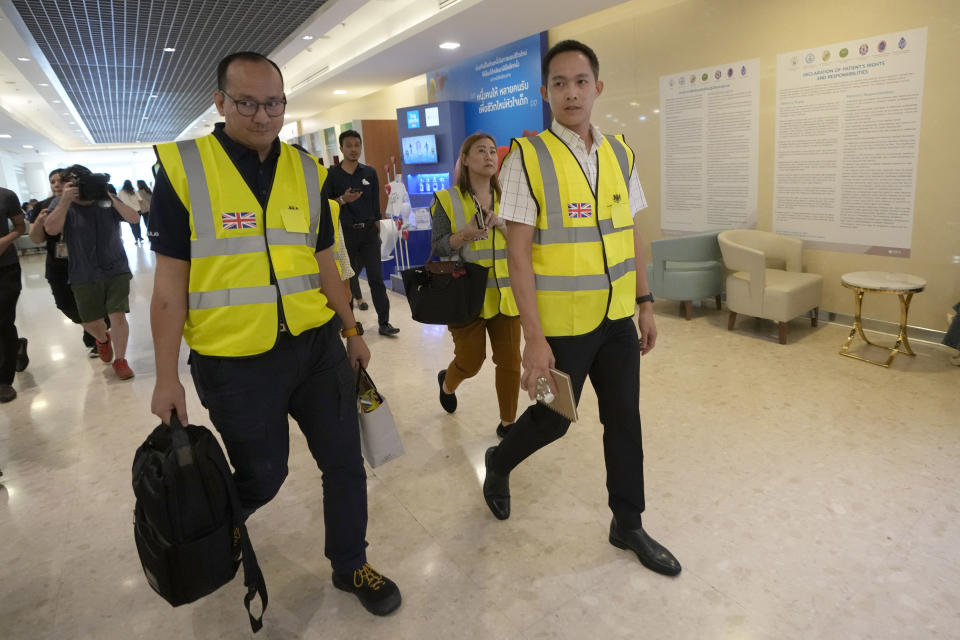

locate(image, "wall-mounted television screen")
(402, 134), (438, 164)
(407, 172), (450, 196)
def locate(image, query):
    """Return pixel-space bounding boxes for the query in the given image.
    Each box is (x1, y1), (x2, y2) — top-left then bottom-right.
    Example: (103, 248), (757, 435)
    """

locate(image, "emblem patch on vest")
(567, 202), (593, 219)
(613, 193), (622, 203)
(221, 211), (257, 230)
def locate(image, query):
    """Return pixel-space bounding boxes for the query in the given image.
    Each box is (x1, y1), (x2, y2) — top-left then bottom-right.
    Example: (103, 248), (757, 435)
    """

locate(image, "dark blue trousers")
(190, 320), (367, 573)
(488, 317), (646, 529)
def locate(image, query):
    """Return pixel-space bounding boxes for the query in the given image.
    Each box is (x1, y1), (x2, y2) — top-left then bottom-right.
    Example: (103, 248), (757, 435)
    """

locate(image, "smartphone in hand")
(471, 195), (486, 230)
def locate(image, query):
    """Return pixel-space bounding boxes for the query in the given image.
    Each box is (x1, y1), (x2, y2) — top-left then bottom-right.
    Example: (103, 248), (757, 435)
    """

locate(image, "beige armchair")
(717, 229), (822, 344)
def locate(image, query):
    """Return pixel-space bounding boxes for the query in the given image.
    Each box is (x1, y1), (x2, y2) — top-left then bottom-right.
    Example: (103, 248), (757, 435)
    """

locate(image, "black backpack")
(132, 411), (268, 632)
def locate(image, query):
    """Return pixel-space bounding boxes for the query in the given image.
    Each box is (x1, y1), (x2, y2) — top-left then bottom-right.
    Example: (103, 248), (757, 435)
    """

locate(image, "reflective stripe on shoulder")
(177, 140), (215, 238)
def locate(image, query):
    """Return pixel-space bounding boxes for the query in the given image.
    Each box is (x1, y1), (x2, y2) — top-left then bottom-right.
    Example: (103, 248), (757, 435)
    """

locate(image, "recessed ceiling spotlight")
(163, 47), (176, 52)
(22, 144), (34, 148)
(653, 108), (660, 114)
(52, 99), (61, 103)
(149, 94), (158, 98)
(38, 82), (49, 86)
(638, 115), (647, 121)
(0, 134), (11, 139)
(333, 89), (347, 95)
(17, 57), (30, 62)
(302, 35), (314, 40)
(143, 116), (149, 119)
(439, 42), (460, 50)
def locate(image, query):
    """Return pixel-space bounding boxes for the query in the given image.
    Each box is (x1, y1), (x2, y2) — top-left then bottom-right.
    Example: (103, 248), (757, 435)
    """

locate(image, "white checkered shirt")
(499, 120), (647, 226)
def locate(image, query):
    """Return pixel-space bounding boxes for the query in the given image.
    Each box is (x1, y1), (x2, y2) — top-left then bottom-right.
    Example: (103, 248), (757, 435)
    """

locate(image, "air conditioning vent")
(292, 65), (331, 92)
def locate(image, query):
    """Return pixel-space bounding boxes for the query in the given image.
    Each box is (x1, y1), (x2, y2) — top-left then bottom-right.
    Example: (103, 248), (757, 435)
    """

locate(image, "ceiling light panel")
(12, 0), (331, 144)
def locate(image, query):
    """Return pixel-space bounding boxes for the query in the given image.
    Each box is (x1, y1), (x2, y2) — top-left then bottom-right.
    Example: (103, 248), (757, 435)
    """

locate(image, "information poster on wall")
(659, 59), (760, 234)
(773, 27), (927, 256)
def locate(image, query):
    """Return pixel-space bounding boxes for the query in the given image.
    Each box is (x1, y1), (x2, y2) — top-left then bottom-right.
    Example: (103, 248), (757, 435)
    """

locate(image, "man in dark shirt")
(29, 169), (106, 355)
(149, 51), (401, 619)
(326, 130), (399, 336)
(0, 185), (27, 402)
(44, 165), (141, 380)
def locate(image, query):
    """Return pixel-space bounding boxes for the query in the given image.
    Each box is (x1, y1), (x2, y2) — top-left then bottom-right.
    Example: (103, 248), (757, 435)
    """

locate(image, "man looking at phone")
(482, 40), (681, 577)
(327, 130), (399, 336)
(43, 164), (141, 379)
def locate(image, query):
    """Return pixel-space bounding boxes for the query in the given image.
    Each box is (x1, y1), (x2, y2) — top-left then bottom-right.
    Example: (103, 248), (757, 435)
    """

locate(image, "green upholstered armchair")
(645, 231), (725, 320)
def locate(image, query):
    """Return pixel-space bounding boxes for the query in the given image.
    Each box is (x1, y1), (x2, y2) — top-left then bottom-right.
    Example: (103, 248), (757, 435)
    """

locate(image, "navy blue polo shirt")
(149, 123), (334, 260)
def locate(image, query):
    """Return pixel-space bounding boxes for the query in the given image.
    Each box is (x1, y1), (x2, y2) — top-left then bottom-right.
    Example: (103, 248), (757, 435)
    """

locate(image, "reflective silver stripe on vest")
(608, 137), (632, 186)
(488, 277), (511, 289)
(535, 226), (601, 245)
(191, 236), (265, 257)
(277, 273), (321, 297)
(177, 140), (215, 239)
(448, 189), (472, 232)
(462, 248), (507, 262)
(296, 150), (322, 248)
(189, 285), (276, 310)
(527, 136), (564, 228)
(607, 257), (636, 282)
(266, 228), (311, 246)
(534, 273), (610, 292)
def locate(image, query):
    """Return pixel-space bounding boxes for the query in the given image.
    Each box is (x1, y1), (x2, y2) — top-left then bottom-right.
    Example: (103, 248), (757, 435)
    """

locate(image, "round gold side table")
(840, 271), (926, 367)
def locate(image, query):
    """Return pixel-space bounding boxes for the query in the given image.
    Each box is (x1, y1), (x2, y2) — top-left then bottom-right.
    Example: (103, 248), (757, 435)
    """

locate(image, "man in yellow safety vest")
(483, 40), (681, 577)
(148, 51), (401, 617)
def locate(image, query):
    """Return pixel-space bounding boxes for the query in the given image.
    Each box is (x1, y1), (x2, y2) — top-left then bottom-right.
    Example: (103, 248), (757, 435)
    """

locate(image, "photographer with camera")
(43, 164), (142, 379)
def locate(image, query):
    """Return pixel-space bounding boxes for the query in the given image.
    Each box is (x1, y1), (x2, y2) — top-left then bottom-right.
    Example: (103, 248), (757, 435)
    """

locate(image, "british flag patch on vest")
(221, 211), (257, 230)
(567, 202), (592, 219)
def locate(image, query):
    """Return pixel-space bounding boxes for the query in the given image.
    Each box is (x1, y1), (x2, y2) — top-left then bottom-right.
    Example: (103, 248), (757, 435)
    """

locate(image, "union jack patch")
(567, 202), (593, 219)
(221, 211), (257, 230)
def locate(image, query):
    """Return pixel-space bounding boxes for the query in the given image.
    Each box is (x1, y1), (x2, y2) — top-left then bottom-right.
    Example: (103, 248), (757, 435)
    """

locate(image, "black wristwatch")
(636, 293), (654, 305)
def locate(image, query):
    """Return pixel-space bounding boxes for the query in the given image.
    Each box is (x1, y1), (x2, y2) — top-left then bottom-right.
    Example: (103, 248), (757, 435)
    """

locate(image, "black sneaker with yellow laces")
(332, 563), (402, 616)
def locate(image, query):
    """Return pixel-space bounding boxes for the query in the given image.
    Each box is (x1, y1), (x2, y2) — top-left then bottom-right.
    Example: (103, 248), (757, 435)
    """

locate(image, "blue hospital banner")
(426, 33), (549, 146)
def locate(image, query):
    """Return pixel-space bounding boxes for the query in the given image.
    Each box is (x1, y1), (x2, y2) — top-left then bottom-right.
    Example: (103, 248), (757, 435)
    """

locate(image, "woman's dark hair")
(541, 40), (600, 82)
(137, 179), (152, 194)
(339, 129), (362, 147)
(49, 168), (63, 179)
(456, 133), (502, 200)
(121, 179), (135, 193)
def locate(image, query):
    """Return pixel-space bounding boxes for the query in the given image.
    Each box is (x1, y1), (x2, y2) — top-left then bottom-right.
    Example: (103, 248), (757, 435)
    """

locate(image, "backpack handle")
(168, 409), (195, 467)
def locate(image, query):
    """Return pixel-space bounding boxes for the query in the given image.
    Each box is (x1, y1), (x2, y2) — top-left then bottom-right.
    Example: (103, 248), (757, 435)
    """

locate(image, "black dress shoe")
(496, 422), (511, 439)
(378, 322), (400, 336)
(358, 301), (369, 310)
(483, 446), (510, 520)
(15, 337), (28, 372)
(437, 370), (457, 413)
(608, 518), (681, 576)
(332, 563), (402, 616)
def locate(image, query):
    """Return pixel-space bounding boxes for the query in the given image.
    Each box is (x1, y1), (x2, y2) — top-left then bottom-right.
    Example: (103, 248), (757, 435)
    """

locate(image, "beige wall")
(298, 76), (428, 157)
(551, 0), (960, 330)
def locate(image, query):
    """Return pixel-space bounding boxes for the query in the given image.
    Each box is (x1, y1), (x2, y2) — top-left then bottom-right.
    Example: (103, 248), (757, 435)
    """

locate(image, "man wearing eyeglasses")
(148, 51), (402, 618)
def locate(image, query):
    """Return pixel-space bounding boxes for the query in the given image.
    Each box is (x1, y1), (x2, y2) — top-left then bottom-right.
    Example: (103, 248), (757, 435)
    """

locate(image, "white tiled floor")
(2, 242), (959, 639)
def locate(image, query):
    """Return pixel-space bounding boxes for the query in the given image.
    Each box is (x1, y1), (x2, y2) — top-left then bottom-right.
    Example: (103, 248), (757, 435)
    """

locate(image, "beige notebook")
(537, 368), (578, 422)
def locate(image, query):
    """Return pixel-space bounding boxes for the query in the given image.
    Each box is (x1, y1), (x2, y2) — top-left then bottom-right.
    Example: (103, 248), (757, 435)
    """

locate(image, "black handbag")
(401, 251), (488, 325)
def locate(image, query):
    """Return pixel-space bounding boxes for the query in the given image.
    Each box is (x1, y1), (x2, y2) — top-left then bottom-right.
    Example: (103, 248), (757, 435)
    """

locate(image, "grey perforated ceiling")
(11, 0), (329, 144)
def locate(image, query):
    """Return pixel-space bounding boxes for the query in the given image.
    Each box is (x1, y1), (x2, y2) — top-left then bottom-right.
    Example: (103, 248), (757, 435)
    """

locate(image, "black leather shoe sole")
(483, 447), (510, 520)
(609, 524), (682, 576)
(378, 323), (400, 336)
(438, 370), (457, 413)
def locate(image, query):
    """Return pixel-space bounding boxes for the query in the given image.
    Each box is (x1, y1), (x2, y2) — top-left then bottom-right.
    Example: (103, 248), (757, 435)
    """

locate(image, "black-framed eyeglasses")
(220, 90), (287, 117)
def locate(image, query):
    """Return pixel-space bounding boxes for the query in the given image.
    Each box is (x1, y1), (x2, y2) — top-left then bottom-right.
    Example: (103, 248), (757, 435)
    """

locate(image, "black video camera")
(76, 173), (110, 201)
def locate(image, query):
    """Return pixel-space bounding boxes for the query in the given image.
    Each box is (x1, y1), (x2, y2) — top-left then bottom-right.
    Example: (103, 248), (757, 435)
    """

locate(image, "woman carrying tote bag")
(430, 133), (521, 439)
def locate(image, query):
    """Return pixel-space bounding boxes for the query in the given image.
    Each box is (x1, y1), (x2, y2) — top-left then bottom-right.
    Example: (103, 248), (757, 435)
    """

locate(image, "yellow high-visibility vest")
(432, 187), (518, 320)
(512, 130), (636, 337)
(155, 135), (334, 357)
